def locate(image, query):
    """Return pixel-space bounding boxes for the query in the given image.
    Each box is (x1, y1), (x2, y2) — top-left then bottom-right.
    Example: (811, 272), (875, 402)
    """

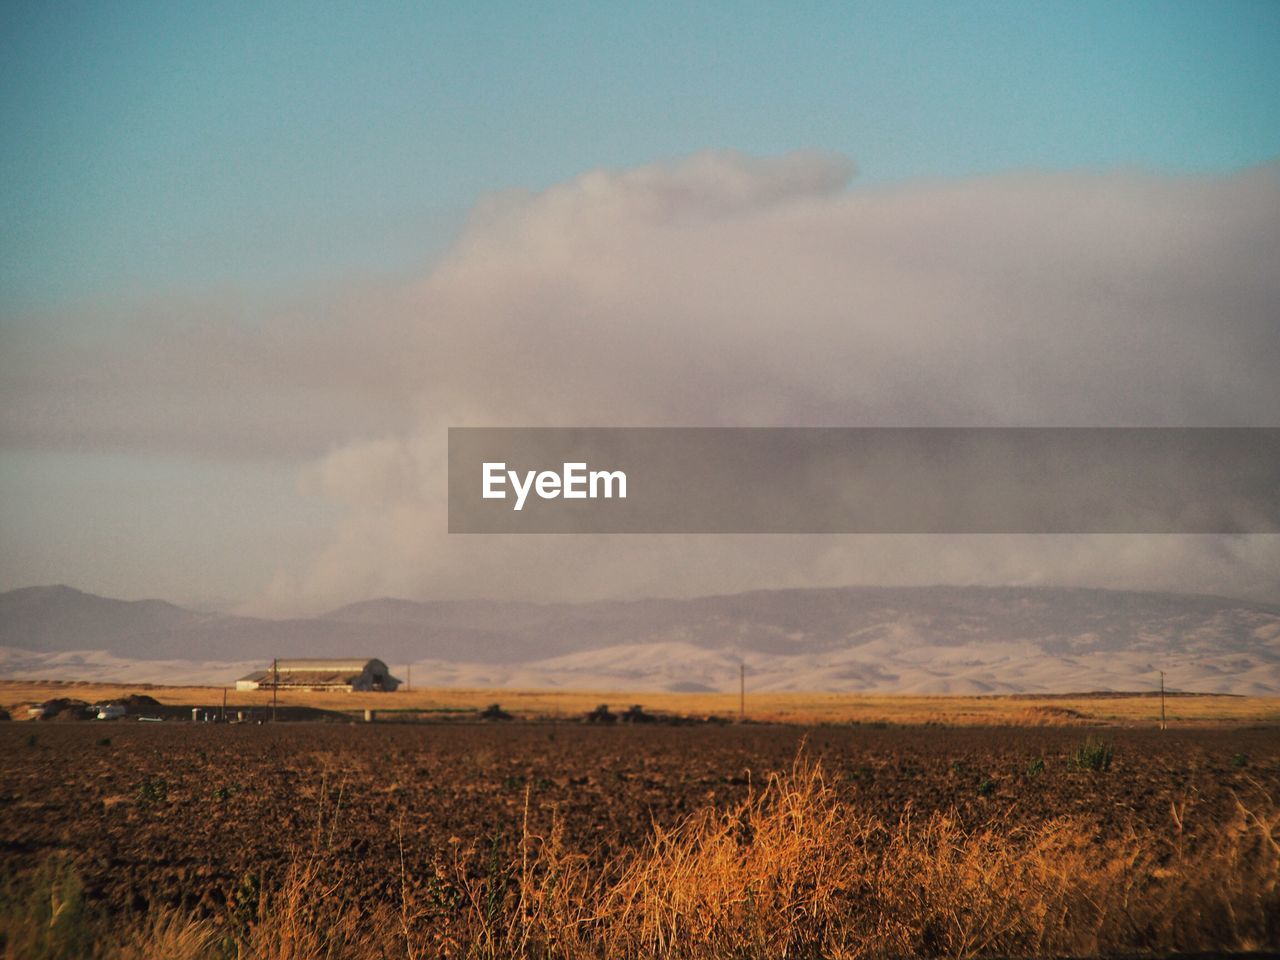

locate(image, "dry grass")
(4, 752), (1278, 959)
(450, 756), (1280, 958)
(3, 678), (1277, 726)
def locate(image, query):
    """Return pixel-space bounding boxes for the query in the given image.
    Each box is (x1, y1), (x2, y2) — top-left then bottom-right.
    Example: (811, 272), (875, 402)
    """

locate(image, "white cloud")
(5, 151), (1279, 614)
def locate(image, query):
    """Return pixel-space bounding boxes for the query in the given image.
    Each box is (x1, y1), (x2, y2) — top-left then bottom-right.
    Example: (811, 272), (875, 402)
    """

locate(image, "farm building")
(235, 658), (401, 693)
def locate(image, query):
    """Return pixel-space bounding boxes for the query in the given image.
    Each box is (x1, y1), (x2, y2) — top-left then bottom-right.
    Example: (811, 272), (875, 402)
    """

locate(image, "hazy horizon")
(7, 579), (1280, 619)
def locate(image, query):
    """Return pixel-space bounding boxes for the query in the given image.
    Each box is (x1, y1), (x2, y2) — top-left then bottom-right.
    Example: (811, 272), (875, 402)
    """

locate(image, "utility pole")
(221, 688), (227, 723)
(272, 657), (279, 723)
(407, 663), (411, 691)
(739, 662), (745, 723)
(1160, 670), (1167, 731)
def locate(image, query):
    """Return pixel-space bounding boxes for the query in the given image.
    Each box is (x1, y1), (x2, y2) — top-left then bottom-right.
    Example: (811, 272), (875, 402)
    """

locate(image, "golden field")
(2, 677), (1276, 726)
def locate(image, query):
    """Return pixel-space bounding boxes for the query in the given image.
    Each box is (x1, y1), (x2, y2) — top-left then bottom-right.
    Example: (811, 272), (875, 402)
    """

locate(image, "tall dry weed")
(114, 911), (221, 960)
(453, 754), (1280, 959)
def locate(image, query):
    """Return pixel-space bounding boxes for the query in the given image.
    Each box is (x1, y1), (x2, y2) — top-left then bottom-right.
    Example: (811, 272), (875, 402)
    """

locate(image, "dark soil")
(1, 723), (1276, 921)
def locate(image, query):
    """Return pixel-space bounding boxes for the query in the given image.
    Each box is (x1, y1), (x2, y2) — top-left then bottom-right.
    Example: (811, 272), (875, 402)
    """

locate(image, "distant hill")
(1, 584), (1277, 693)
(0, 585), (210, 658)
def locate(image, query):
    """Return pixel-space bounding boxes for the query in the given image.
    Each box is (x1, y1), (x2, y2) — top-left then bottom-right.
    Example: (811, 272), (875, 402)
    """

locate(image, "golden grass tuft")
(114, 911), (221, 960)
(448, 755), (1280, 958)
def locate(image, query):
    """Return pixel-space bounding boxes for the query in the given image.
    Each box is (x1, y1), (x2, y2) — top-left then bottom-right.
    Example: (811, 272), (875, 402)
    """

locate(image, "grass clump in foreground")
(0, 855), (95, 960)
(1068, 736), (1114, 772)
(3, 756), (1279, 959)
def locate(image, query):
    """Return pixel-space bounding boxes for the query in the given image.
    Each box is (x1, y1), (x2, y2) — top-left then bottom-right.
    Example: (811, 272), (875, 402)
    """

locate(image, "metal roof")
(235, 659), (389, 683)
(272, 658), (385, 671)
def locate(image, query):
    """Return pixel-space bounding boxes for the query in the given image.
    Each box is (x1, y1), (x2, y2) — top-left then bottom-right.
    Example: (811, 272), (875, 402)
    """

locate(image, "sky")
(2, 1), (1279, 614)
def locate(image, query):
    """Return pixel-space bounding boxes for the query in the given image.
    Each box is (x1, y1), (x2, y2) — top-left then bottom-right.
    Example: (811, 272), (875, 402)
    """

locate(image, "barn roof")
(273, 658), (385, 671)
(235, 658), (390, 684)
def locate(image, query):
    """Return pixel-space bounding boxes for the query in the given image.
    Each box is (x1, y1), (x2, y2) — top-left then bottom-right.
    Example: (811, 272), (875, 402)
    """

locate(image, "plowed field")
(3, 722), (1275, 921)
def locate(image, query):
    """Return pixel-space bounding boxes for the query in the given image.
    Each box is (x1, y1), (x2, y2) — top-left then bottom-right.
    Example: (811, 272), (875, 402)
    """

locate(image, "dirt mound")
(119, 694), (162, 708)
(620, 705), (658, 724)
(35, 698), (93, 721)
(1028, 705), (1088, 719)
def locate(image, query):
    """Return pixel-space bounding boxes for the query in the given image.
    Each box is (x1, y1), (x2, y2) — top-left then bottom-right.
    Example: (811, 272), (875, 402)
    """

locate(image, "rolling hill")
(1, 584), (1277, 693)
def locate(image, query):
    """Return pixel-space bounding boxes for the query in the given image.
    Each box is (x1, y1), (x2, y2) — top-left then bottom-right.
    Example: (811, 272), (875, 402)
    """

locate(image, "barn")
(235, 658), (401, 692)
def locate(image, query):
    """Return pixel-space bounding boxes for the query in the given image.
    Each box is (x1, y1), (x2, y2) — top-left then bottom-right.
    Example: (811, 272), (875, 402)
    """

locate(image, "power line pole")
(739, 662), (745, 723)
(1160, 670), (1166, 731)
(272, 657), (279, 723)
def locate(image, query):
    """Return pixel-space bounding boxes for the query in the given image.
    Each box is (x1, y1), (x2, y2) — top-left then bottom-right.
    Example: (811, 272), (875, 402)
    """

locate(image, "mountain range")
(1, 584), (1277, 694)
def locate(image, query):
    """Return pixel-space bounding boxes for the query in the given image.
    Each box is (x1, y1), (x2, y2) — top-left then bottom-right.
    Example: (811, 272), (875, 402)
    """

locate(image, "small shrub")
(1069, 737), (1114, 772)
(212, 783), (238, 802)
(482, 833), (512, 927)
(977, 778), (996, 797)
(1026, 756), (1046, 778)
(227, 870), (261, 936)
(1229, 753), (1248, 769)
(480, 703), (513, 721)
(136, 776), (169, 807)
(96, 736), (111, 747)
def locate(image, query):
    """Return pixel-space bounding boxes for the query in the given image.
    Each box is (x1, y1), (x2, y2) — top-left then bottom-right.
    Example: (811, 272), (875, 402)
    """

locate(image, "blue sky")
(3, 0), (1279, 314)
